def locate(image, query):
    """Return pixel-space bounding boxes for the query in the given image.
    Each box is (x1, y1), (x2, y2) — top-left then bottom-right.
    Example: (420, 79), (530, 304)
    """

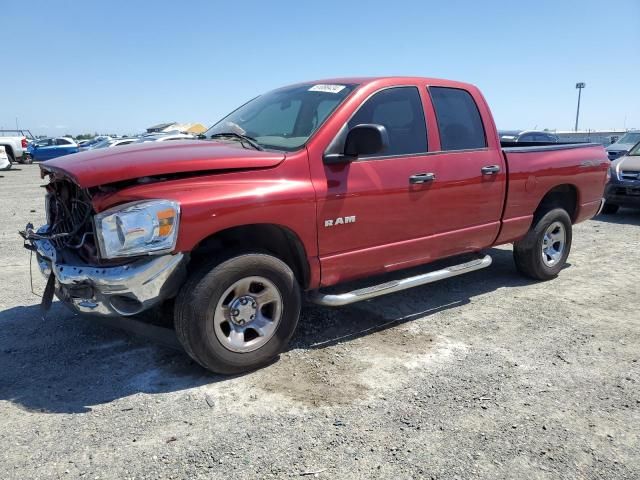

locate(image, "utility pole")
(574, 82), (585, 132)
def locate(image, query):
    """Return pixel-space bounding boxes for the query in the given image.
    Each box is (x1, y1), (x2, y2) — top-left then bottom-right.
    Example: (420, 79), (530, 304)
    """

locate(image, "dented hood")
(41, 140), (286, 188)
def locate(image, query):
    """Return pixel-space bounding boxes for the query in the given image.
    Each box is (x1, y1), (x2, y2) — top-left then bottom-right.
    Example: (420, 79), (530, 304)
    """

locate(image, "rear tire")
(513, 208), (572, 280)
(601, 203), (619, 215)
(174, 253), (301, 374)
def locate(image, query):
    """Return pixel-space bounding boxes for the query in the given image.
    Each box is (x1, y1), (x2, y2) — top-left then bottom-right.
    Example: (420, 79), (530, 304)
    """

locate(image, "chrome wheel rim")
(541, 221), (566, 267)
(213, 276), (283, 353)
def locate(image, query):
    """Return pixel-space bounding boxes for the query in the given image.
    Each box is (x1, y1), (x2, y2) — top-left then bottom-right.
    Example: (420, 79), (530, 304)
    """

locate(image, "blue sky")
(1, 0), (638, 137)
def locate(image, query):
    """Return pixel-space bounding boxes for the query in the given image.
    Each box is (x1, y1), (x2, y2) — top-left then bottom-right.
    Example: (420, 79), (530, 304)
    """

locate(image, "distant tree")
(76, 133), (96, 140)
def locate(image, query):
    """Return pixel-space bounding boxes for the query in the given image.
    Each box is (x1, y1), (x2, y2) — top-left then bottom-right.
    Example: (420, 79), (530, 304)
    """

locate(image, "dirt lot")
(0, 164), (638, 479)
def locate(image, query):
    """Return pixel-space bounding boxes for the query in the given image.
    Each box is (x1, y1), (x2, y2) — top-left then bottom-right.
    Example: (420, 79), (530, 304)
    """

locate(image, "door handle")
(409, 172), (436, 184)
(481, 165), (501, 175)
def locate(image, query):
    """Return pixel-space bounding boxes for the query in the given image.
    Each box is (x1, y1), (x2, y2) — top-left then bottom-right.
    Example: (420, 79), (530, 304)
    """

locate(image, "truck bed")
(500, 141), (596, 150)
(494, 141), (608, 245)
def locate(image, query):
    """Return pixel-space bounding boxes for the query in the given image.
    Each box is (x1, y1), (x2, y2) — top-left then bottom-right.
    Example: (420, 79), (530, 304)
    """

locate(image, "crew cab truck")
(22, 77), (609, 374)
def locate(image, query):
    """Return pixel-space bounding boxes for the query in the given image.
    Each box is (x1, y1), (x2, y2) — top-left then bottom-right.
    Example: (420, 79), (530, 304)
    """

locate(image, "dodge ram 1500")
(21, 77), (609, 374)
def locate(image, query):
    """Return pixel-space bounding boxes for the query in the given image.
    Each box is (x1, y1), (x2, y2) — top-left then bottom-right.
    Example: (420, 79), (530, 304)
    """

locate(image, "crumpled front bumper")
(32, 231), (187, 317)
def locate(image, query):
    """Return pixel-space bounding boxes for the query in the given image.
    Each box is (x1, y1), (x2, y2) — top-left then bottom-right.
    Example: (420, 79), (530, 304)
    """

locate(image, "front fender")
(91, 169), (319, 257)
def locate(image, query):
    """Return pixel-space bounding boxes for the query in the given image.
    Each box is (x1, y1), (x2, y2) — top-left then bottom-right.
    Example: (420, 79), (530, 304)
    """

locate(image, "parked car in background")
(89, 138), (138, 149)
(22, 76), (609, 374)
(603, 141), (640, 214)
(500, 130), (559, 143)
(78, 136), (113, 151)
(27, 137), (79, 161)
(0, 129), (35, 164)
(0, 146), (11, 170)
(136, 133), (195, 143)
(605, 130), (640, 161)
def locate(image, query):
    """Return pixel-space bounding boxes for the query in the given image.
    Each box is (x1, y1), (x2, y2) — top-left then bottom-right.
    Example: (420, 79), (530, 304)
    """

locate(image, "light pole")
(574, 82), (585, 132)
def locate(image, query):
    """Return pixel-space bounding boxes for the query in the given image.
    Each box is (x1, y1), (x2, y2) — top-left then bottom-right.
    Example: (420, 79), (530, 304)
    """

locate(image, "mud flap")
(40, 273), (55, 315)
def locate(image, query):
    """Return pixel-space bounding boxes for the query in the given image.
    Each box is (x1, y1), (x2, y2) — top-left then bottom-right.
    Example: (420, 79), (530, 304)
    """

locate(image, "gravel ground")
(1, 164), (639, 479)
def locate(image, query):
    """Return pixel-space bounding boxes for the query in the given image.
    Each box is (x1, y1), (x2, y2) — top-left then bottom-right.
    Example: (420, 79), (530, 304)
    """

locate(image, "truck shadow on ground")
(0, 303), (213, 414)
(292, 247), (538, 350)
(0, 247), (536, 414)
(594, 209), (640, 226)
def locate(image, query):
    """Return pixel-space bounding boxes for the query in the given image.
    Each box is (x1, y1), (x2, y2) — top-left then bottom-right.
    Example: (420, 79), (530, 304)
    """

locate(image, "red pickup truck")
(23, 77), (608, 374)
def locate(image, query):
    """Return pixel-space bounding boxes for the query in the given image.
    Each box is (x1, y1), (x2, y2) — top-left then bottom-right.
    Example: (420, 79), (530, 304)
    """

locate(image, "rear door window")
(429, 87), (486, 151)
(519, 133), (535, 142)
(348, 86), (427, 157)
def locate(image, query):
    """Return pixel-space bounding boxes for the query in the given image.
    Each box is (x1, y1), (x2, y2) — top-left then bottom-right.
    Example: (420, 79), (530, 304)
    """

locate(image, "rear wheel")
(513, 208), (572, 280)
(601, 203), (619, 215)
(174, 253), (301, 374)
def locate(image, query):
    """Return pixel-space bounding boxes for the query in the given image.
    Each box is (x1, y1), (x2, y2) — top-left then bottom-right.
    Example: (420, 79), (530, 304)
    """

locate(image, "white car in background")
(0, 146), (11, 170)
(90, 137), (138, 149)
(135, 133), (195, 143)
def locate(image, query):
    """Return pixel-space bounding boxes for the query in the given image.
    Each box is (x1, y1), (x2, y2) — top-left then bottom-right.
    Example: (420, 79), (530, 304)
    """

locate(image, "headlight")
(94, 200), (180, 258)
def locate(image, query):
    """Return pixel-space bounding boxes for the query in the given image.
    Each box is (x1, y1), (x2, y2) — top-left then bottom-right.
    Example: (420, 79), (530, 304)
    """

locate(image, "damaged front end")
(20, 172), (187, 317)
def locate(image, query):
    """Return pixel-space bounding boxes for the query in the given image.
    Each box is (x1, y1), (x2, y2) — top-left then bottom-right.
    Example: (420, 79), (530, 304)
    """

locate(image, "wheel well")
(189, 224), (310, 288)
(534, 184), (578, 222)
(2, 144), (15, 161)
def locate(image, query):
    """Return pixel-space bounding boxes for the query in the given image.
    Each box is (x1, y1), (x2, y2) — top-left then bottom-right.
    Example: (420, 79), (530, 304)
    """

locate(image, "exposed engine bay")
(21, 174), (100, 264)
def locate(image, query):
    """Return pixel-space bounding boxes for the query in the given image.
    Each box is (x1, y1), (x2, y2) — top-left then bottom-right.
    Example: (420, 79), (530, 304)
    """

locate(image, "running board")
(308, 254), (492, 307)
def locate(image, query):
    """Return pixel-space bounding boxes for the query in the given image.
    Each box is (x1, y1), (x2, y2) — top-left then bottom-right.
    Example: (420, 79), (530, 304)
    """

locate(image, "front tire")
(513, 208), (572, 280)
(174, 253), (301, 374)
(601, 203), (619, 215)
(5, 150), (15, 168)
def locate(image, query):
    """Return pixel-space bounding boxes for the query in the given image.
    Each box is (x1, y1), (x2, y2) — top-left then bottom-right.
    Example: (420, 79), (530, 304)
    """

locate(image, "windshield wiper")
(207, 132), (263, 151)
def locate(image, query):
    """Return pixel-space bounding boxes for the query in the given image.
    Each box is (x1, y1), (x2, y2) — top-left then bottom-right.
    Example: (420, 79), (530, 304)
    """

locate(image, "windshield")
(92, 139), (112, 149)
(628, 141), (640, 156)
(616, 132), (640, 145)
(204, 83), (358, 151)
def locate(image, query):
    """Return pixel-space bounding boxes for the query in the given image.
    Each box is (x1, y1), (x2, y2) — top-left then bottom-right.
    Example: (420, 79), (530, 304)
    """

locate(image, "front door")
(311, 86), (436, 285)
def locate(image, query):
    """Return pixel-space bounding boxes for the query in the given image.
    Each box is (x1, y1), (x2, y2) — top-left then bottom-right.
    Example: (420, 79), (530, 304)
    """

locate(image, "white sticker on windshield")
(308, 84), (346, 93)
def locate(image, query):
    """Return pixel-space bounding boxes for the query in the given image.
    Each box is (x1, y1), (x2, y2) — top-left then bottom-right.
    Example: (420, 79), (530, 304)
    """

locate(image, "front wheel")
(601, 203), (619, 215)
(513, 208), (573, 280)
(174, 253), (301, 374)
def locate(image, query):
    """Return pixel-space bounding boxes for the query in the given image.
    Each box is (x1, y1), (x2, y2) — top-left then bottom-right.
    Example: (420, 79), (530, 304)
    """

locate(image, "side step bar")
(308, 254), (492, 307)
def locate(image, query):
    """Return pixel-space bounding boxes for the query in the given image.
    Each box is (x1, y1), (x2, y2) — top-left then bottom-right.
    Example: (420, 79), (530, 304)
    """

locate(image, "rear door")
(55, 138), (76, 156)
(419, 85), (506, 258)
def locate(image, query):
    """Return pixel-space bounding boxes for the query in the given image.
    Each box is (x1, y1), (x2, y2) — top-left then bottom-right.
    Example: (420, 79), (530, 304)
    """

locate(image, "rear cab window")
(429, 87), (487, 151)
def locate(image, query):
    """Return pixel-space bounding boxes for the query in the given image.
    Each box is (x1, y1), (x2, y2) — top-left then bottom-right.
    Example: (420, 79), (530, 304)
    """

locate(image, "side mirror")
(323, 124), (389, 164)
(345, 124), (388, 157)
